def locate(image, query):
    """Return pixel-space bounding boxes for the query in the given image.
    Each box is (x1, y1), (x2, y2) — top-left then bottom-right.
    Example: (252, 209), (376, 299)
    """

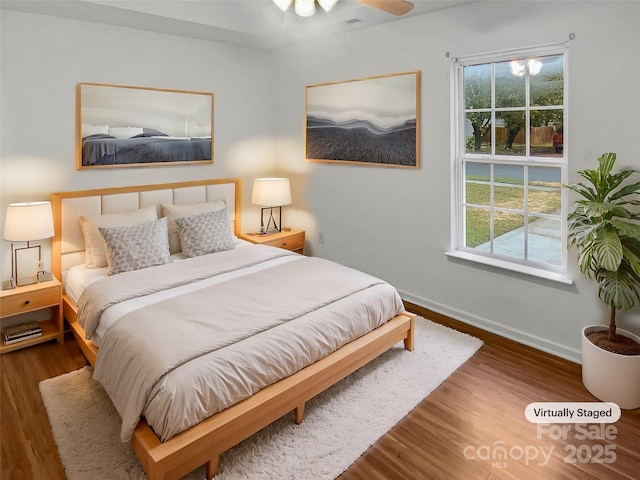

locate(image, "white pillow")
(99, 218), (170, 275)
(82, 123), (109, 137)
(161, 200), (227, 254)
(109, 126), (144, 139)
(175, 208), (234, 258)
(78, 205), (158, 268)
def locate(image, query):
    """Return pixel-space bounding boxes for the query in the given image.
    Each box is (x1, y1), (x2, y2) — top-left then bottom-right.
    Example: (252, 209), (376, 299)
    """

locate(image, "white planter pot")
(581, 326), (640, 409)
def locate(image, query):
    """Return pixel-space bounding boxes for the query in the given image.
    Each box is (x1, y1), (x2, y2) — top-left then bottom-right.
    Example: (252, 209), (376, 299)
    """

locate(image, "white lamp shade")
(4, 201), (55, 241)
(252, 178), (292, 207)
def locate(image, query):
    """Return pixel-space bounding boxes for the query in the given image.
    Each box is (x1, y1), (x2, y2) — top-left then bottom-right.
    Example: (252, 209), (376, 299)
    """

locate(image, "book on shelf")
(3, 321), (43, 345)
(3, 330), (43, 345)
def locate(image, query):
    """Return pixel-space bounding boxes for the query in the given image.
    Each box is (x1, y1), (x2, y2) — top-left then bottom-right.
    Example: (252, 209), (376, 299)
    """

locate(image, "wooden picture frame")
(305, 71), (420, 168)
(76, 83), (214, 169)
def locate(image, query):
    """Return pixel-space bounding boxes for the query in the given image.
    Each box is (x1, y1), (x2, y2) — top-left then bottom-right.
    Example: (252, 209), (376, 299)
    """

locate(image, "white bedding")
(76, 244), (405, 443)
(65, 265), (107, 306)
(66, 240), (295, 347)
(65, 237), (250, 305)
(65, 252), (190, 304)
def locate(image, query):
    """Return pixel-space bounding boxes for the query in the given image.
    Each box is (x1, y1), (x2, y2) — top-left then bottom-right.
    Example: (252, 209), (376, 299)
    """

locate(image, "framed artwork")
(76, 83), (214, 169)
(305, 71), (420, 168)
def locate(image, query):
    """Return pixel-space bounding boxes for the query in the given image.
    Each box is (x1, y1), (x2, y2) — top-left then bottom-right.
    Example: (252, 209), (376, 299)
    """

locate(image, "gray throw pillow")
(175, 208), (235, 258)
(99, 217), (170, 275)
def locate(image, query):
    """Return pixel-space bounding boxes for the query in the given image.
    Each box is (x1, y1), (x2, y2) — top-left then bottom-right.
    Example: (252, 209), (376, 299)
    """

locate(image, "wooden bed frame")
(51, 178), (415, 480)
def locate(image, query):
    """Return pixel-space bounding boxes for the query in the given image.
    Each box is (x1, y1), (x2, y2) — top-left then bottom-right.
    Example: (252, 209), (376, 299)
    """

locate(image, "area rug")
(39, 316), (482, 480)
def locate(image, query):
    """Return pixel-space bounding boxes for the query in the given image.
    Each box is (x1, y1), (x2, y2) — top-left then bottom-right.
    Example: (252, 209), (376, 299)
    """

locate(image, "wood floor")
(1, 303), (638, 480)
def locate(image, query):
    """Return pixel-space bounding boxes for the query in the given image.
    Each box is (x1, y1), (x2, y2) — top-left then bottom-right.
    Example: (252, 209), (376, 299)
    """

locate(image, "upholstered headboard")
(51, 178), (242, 286)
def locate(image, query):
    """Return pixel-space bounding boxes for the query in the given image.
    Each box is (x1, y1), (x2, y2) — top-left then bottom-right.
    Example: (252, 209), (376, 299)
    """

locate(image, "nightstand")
(239, 229), (305, 255)
(0, 277), (64, 354)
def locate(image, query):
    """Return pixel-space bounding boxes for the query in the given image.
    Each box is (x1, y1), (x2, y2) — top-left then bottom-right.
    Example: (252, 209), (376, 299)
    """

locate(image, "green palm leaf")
(597, 152), (616, 177)
(612, 220), (640, 240)
(566, 182), (597, 202)
(596, 267), (640, 310)
(621, 238), (640, 277)
(610, 180), (640, 201)
(592, 228), (623, 272)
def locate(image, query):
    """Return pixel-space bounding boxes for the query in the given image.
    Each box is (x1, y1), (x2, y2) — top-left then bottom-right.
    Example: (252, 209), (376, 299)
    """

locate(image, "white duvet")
(76, 245), (404, 442)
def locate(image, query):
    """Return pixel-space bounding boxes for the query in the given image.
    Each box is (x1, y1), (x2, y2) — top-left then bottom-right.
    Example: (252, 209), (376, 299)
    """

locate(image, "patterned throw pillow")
(161, 200), (227, 254)
(98, 218), (170, 275)
(79, 205), (158, 268)
(175, 208), (235, 258)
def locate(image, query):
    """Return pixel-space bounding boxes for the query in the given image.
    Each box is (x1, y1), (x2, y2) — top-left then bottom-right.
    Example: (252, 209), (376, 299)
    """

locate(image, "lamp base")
(17, 275), (38, 287)
(258, 230), (281, 236)
(259, 206), (283, 235)
(38, 271), (53, 282)
(2, 279), (16, 290)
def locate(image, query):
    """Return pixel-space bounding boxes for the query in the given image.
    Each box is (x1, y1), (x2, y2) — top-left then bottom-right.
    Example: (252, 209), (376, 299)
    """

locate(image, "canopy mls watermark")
(463, 401), (622, 469)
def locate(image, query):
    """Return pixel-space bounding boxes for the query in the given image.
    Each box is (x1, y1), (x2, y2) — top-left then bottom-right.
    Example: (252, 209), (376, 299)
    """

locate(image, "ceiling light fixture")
(273, 0), (339, 17)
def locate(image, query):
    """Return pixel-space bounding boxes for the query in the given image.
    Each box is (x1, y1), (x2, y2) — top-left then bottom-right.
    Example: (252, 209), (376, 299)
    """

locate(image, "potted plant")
(567, 152), (640, 409)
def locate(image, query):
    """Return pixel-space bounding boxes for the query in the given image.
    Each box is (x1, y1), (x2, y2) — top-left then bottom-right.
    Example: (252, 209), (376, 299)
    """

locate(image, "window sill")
(445, 250), (574, 285)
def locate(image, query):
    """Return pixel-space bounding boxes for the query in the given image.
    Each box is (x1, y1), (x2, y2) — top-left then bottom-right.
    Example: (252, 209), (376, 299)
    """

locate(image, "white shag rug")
(40, 317), (482, 480)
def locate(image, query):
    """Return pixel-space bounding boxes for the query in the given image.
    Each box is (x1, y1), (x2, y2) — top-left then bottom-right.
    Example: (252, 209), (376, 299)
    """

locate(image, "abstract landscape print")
(305, 71), (420, 168)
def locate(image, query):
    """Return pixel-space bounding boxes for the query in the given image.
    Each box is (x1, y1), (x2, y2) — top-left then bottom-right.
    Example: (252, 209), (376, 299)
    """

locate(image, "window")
(449, 45), (568, 281)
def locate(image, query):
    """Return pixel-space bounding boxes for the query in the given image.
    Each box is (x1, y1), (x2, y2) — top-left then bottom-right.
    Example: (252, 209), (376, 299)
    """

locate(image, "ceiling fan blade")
(356, 0), (415, 16)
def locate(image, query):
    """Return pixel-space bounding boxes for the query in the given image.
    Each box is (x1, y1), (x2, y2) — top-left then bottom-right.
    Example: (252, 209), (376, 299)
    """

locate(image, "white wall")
(0, 9), (278, 280)
(270, 0), (640, 362)
(2, 2), (639, 362)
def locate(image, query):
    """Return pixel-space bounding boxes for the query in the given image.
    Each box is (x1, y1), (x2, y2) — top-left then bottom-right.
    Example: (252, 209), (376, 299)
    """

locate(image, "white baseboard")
(400, 289), (581, 364)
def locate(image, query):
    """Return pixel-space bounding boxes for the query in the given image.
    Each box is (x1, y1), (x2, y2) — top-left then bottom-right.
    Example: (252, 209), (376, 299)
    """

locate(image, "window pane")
(464, 64), (491, 109)
(465, 162), (491, 206)
(496, 60), (525, 108)
(465, 206), (490, 248)
(528, 166), (561, 214)
(531, 55), (564, 106)
(456, 48), (565, 274)
(493, 165), (524, 210)
(530, 109), (563, 157)
(492, 212), (525, 260)
(528, 217), (562, 266)
(495, 111), (525, 155)
(465, 113), (491, 154)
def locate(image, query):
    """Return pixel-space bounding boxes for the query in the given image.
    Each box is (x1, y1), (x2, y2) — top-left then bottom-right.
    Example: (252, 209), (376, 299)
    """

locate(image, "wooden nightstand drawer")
(239, 230), (305, 254)
(1, 285), (60, 317)
(263, 233), (304, 251)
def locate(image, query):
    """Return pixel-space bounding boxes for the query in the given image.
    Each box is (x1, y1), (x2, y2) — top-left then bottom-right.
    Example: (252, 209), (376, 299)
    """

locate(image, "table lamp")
(3, 201), (55, 289)
(251, 178), (291, 234)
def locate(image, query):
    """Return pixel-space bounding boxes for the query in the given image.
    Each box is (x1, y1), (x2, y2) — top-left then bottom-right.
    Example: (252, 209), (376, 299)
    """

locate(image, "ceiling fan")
(272, 0), (414, 18)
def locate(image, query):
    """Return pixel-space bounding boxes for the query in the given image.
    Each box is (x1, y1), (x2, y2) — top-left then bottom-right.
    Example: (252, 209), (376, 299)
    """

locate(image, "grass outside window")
(464, 180), (561, 247)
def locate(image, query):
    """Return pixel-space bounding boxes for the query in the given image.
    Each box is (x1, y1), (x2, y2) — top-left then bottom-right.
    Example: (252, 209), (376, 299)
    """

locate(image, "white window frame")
(447, 44), (571, 284)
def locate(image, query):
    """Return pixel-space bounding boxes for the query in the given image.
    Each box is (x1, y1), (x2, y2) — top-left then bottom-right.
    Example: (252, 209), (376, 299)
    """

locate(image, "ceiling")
(1, 0), (473, 49)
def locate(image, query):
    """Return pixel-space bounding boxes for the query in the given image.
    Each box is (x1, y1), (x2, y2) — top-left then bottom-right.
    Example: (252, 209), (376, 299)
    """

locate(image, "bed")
(81, 134), (212, 166)
(51, 178), (414, 480)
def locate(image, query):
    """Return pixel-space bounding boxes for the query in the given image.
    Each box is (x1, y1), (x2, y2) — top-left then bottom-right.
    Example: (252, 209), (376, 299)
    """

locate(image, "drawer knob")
(24, 300), (30, 305)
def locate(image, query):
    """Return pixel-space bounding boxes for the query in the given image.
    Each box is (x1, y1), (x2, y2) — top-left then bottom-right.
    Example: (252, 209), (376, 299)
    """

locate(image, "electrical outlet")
(319, 232), (325, 244)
